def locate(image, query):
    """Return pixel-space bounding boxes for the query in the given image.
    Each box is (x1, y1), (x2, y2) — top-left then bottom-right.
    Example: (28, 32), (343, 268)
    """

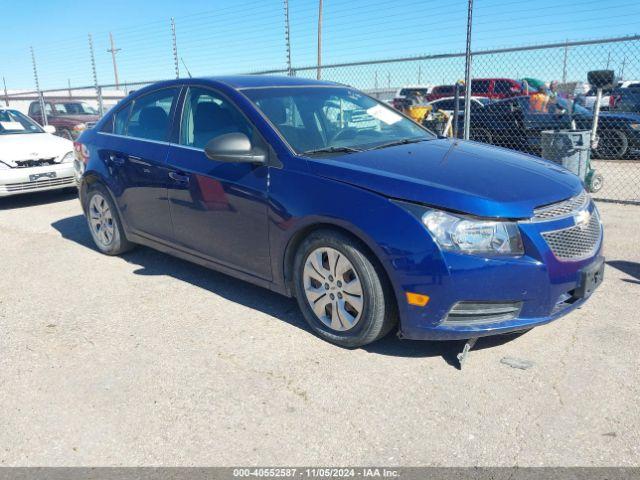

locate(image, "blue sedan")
(75, 76), (603, 347)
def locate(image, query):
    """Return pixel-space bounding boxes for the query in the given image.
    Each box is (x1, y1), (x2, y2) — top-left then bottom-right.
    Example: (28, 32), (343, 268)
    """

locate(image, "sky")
(1, 0), (639, 92)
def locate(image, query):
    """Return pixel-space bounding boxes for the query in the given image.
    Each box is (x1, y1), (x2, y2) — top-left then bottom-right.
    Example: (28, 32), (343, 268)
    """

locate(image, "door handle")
(128, 155), (152, 166)
(108, 153), (125, 166)
(168, 171), (190, 184)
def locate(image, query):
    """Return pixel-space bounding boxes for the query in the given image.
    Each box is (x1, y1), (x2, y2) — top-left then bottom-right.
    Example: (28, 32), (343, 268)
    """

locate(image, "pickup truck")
(28, 100), (100, 140)
(610, 83), (640, 113)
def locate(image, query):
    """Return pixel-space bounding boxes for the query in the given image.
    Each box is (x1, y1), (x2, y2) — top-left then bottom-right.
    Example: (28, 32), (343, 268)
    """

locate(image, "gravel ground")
(0, 190), (638, 466)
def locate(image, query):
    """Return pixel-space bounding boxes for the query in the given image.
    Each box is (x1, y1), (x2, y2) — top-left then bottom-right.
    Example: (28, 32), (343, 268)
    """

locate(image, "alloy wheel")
(88, 193), (115, 247)
(302, 247), (364, 332)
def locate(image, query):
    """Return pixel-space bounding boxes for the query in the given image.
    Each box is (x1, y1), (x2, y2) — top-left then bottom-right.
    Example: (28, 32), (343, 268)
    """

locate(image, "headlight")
(421, 208), (524, 256)
(72, 123), (87, 131)
(630, 123), (640, 131)
(60, 151), (75, 163)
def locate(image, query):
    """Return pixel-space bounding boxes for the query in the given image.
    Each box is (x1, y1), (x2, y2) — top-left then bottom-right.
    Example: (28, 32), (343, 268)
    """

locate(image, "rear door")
(99, 87), (180, 241)
(164, 86), (271, 279)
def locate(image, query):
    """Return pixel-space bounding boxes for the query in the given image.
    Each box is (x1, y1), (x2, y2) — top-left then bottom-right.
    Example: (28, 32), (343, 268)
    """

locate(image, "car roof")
(144, 75), (342, 91)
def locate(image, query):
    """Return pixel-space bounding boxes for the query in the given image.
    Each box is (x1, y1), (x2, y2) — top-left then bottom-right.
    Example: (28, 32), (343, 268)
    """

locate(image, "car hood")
(306, 139), (583, 219)
(600, 111), (640, 122)
(0, 133), (73, 166)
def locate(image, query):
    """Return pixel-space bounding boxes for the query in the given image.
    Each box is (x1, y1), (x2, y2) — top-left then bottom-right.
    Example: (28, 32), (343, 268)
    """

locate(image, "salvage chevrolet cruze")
(76, 76), (604, 347)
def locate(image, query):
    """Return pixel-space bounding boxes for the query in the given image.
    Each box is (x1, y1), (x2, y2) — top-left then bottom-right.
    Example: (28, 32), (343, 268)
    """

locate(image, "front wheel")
(293, 230), (397, 347)
(85, 184), (135, 255)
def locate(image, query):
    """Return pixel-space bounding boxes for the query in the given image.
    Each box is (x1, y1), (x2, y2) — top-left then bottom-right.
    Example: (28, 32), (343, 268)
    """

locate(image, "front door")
(165, 86), (271, 280)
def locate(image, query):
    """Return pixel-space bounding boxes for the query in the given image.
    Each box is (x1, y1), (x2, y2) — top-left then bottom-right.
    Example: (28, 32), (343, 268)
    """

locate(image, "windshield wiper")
(302, 146), (363, 156)
(368, 137), (431, 151)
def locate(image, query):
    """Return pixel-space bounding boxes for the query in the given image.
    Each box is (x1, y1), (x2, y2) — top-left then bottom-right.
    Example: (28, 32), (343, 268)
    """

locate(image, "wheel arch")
(281, 220), (399, 312)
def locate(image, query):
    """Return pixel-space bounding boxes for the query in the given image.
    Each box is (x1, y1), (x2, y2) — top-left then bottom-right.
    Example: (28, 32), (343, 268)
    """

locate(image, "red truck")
(28, 100), (100, 140)
(427, 78), (528, 102)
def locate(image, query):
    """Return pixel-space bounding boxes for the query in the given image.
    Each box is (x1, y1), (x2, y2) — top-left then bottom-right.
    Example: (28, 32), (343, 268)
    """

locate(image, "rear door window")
(113, 103), (133, 135)
(125, 88), (179, 141)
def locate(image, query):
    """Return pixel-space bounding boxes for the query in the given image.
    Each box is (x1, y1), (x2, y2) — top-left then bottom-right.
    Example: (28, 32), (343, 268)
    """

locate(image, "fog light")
(406, 292), (430, 307)
(443, 301), (522, 325)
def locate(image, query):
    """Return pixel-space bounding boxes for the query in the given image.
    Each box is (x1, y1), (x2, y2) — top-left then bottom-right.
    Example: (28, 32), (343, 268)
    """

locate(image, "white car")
(0, 108), (76, 197)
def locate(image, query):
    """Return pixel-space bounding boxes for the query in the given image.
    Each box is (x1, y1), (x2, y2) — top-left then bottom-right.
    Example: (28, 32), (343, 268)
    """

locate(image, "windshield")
(54, 102), (97, 115)
(0, 109), (44, 135)
(244, 86), (435, 154)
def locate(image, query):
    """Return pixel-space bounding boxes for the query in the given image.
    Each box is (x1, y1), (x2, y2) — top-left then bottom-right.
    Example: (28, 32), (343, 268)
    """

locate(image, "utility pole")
(107, 32), (121, 89)
(462, 0), (474, 140)
(561, 40), (569, 84)
(171, 17), (180, 79)
(284, 0), (293, 76)
(605, 51), (611, 69)
(316, 0), (323, 80)
(620, 56), (627, 79)
(67, 79), (72, 98)
(418, 65), (422, 84)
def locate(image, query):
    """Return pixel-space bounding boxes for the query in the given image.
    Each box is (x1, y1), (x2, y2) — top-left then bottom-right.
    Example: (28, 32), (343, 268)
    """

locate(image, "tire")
(292, 229), (397, 348)
(589, 172), (604, 193)
(58, 128), (74, 141)
(595, 129), (629, 159)
(470, 128), (492, 145)
(84, 183), (135, 255)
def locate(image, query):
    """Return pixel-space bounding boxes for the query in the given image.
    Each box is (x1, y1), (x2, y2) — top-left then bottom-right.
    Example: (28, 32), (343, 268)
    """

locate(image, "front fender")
(267, 168), (446, 328)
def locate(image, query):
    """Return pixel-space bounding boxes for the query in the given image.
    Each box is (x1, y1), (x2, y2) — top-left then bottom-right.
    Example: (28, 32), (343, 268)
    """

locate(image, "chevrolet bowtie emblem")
(574, 209), (591, 228)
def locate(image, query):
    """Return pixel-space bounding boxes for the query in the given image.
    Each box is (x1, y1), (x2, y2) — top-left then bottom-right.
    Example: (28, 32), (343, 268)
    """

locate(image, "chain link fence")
(3, 33), (640, 204)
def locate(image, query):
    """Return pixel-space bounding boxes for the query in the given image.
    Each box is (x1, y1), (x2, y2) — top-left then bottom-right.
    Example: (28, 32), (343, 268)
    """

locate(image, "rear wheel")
(595, 129), (628, 159)
(85, 184), (135, 255)
(470, 128), (492, 145)
(293, 230), (397, 347)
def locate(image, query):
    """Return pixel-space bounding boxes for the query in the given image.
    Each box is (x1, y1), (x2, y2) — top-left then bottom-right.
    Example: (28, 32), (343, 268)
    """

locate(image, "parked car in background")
(575, 80), (640, 112)
(609, 82), (640, 113)
(461, 96), (640, 159)
(0, 108), (76, 197)
(76, 76), (602, 348)
(426, 79), (527, 102)
(422, 97), (490, 136)
(391, 85), (433, 111)
(28, 100), (100, 140)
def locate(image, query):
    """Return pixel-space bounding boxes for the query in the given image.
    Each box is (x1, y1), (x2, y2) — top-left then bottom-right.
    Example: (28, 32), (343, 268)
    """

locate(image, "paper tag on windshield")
(366, 104), (402, 125)
(0, 121), (25, 130)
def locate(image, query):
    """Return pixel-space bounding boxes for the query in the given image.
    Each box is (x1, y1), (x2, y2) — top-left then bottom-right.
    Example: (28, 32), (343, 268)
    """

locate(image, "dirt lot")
(0, 190), (638, 466)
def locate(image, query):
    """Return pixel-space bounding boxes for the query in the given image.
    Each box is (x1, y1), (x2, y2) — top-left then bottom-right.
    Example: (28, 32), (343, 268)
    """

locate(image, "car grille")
(13, 158), (57, 168)
(1, 176), (75, 193)
(532, 190), (589, 221)
(541, 209), (602, 261)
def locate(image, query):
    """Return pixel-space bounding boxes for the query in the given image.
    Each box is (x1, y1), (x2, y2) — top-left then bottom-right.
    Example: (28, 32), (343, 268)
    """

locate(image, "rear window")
(433, 85), (454, 95)
(471, 80), (490, 94)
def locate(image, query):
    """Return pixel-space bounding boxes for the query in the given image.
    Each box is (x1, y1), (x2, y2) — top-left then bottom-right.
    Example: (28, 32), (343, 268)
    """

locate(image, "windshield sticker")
(0, 121), (25, 130)
(366, 104), (402, 125)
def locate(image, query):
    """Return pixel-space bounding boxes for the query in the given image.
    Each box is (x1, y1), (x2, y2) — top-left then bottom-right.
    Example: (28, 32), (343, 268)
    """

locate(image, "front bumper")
(393, 202), (604, 341)
(0, 163), (76, 197)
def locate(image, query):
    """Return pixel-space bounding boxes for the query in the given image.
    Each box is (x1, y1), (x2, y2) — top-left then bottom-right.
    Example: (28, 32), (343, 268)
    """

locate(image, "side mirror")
(204, 132), (266, 164)
(43, 125), (56, 134)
